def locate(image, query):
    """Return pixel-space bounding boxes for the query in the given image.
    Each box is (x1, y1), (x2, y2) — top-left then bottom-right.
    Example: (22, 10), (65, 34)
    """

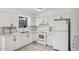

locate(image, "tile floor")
(16, 42), (56, 51)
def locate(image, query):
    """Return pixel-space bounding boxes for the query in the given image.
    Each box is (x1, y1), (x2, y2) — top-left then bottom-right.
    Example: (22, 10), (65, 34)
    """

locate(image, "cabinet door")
(15, 34), (22, 50)
(5, 35), (14, 51)
(27, 33), (33, 44)
(22, 33), (27, 46)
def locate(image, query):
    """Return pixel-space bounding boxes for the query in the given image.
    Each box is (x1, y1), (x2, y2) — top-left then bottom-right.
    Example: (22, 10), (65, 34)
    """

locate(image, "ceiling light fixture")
(37, 8), (42, 11)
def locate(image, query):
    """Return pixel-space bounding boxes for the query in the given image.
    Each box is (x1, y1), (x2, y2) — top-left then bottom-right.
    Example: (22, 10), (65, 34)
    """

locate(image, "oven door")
(38, 33), (47, 41)
(36, 32), (47, 45)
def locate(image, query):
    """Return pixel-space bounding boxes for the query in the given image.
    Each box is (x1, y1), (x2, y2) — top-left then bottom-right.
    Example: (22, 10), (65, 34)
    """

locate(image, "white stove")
(36, 32), (48, 45)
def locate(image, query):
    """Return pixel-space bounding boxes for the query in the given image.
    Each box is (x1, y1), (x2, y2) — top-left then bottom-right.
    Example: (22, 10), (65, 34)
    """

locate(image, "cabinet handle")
(27, 34), (29, 38)
(14, 36), (16, 41)
(14, 38), (16, 41)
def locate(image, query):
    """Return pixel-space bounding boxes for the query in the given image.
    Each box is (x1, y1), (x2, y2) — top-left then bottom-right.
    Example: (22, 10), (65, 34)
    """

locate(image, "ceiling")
(16, 8), (58, 15)
(0, 8), (60, 16)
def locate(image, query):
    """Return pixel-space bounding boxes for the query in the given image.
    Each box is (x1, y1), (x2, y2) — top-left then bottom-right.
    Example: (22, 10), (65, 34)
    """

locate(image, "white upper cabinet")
(38, 17), (48, 25)
(31, 17), (39, 26)
(27, 17), (31, 27)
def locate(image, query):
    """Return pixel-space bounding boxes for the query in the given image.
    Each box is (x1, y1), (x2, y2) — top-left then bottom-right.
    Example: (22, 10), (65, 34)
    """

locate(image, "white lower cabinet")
(22, 33), (28, 46)
(26, 33), (33, 44)
(5, 35), (15, 51)
(14, 34), (23, 50)
(15, 33), (33, 50)
(0, 32), (33, 51)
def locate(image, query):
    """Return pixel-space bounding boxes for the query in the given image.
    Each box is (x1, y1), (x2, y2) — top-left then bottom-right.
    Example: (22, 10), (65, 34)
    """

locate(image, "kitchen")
(0, 8), (79, 51)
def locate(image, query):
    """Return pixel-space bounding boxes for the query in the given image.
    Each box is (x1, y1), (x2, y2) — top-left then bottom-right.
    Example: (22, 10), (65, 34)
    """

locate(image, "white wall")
(0, 8), (34, 32)
(70, 9), (79, 51)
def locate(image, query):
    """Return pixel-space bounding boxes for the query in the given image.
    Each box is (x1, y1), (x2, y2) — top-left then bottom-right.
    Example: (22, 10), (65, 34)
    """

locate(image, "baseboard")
(53, 49), (60, 51)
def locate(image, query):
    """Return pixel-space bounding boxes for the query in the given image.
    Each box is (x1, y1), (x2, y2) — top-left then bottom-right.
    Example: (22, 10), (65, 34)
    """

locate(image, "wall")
(70, 9), (79, 51)
(0, 8), (34, 32)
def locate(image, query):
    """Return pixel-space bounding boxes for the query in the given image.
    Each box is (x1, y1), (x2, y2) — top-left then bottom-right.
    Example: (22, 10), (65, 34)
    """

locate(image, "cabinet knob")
(27, 34), (29, 38)
(14, 38), (16, 41)
(14, 36), (16, 41)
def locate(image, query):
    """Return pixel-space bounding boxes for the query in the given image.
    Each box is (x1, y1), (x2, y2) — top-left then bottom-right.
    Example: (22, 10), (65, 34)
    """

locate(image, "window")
(19, 16), (27, 28)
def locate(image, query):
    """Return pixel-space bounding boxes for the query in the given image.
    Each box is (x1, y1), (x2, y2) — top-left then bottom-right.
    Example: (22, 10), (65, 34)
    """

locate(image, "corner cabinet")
(15, 32), (33, 50)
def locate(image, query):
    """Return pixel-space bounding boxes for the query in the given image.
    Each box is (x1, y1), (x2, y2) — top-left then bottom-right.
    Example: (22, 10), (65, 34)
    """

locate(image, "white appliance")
(36, 32), (48, 45)
(53, 19), (70, 51)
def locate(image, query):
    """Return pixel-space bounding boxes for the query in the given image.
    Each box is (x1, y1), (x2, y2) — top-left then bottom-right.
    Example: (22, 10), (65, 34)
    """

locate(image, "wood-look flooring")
(16, 42), (56, 51)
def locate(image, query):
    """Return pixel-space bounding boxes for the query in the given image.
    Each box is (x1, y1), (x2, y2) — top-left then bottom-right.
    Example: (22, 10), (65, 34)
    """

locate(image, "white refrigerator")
(53, 19), (70, 51)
